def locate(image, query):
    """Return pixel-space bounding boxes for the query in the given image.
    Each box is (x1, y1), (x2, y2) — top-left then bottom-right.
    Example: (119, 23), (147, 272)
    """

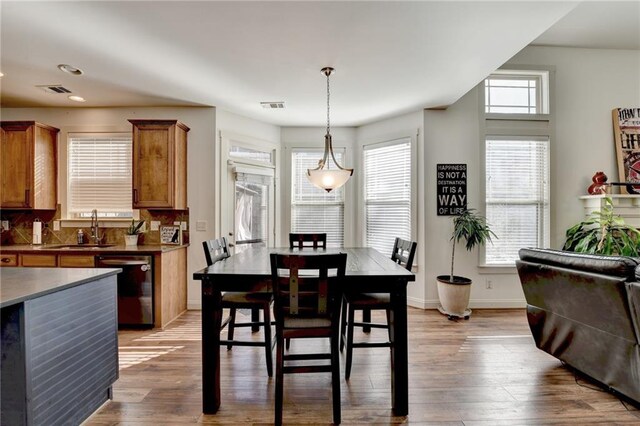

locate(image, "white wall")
(1, 106), (217, 310)
(422, 45), (640, 309)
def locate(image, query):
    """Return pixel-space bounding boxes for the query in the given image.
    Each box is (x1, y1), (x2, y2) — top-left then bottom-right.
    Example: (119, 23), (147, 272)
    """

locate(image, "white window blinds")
(485, 137), (550, 265)
(364, 139), (411, 256)
(291, 149), (345, 247)
(68, 133), (133, 217)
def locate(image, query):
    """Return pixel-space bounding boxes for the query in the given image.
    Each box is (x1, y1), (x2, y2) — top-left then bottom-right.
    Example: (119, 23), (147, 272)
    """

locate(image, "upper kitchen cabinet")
(130, 120), (189, 210)
(1, 121), (59, 210)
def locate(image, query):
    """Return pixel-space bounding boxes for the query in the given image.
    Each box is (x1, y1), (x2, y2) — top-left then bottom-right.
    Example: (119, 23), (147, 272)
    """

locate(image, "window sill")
(60, 218), (135, 229)
(478, 264), (517, 275)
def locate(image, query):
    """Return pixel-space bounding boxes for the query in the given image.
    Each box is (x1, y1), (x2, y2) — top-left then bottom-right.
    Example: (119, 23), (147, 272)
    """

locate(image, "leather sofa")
(516, 248), (640, 403)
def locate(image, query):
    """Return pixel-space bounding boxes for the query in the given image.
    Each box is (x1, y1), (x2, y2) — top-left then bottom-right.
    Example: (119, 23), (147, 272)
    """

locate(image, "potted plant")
(125, 219), (145, 246)
(563, 197), (639, 256)
(437, 209), (496, 320)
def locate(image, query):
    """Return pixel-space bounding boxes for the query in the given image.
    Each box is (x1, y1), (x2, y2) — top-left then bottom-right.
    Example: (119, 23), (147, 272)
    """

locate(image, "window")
(291, 149), (345, 247)
(484, 137), (550, 265)
(485, 70), (549, 114)
(68, 133), (133, 218)
(363, 139), (412, 255)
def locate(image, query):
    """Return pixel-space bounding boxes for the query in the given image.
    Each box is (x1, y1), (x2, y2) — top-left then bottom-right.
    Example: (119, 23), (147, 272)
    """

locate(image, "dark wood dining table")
(193, 246), (415, 416)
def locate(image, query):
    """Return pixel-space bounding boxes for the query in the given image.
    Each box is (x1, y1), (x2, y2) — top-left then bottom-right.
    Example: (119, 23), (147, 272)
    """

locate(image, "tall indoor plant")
(437, 209), (495, 320)
(563, 197), (639, 256)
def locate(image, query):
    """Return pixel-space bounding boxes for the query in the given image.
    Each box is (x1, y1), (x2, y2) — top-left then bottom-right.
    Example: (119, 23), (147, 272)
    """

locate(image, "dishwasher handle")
(97, 258), (151, 272)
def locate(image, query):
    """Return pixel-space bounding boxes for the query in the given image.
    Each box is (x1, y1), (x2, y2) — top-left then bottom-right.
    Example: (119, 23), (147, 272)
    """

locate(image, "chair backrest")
(270, 253), (346, 321)
(391, 237), (417, 271)
(289, 233), (327, 249)
(202, 237), (230, 266)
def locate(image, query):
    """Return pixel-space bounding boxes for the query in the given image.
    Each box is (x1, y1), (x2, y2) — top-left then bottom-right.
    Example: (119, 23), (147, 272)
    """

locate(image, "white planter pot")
(124, 235), (139, 246)
(436, 275), (472, 319)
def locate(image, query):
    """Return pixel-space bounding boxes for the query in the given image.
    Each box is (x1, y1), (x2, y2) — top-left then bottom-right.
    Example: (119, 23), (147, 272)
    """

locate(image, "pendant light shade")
(307, 67), (353, 192)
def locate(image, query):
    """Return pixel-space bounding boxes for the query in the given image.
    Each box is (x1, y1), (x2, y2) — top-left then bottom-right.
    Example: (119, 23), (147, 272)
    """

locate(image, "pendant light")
(307, 67), (353, 192)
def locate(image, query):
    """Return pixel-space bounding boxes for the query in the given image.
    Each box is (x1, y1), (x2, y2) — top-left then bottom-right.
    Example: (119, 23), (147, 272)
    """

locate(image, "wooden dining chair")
(289, 232), (327, 249)
(340, 237), (417, 379)
(202, 237), (274, 377)
(270, 252), (346, 426)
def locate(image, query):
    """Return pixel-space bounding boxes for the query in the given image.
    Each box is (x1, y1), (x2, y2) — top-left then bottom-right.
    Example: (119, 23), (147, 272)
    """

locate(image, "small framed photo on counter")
(160, 225), (182, 245)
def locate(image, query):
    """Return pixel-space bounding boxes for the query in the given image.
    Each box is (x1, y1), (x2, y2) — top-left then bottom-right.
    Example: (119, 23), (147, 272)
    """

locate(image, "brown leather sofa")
(516, 248), (640, 403)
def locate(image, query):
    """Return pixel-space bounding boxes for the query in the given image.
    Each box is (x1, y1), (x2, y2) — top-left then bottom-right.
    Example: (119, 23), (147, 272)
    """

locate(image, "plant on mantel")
(563, 197), (640, 256)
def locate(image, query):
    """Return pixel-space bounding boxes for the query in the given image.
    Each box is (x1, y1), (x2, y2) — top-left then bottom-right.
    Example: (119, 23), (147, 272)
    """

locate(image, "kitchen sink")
(43, 244), (116, 249)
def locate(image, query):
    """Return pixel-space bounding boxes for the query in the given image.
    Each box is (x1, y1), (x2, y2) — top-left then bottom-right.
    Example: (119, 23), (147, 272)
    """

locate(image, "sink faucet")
(90, 209), (102, 244)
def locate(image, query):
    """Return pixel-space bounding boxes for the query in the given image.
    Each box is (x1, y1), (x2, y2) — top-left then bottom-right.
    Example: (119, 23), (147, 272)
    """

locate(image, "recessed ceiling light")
(0, 72), (4, 78)
(68, 95), (86, 102)
(58, 64), (83, 75)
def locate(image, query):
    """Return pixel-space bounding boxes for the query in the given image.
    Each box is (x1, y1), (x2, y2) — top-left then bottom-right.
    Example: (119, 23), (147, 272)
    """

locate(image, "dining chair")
(202, 237), (274, 377)
(340, 237), (417, 379)
(288, 232), (327, 249)
(270, 252), (346, 426)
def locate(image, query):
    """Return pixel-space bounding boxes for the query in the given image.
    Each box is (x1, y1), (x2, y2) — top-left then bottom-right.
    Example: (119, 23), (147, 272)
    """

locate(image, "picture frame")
(612, 108), (640, 194)
(160, 225), (182, 245)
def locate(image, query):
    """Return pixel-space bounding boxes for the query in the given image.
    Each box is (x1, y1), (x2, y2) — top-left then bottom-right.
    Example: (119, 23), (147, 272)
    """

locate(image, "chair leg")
(362, 308), (372, 333)
(345, 304), (355, 380)
(331, 333), (341, 425)
(227, 308), (236, 350)
(251, 308), (260, 332)
(285, 338), (290, 350)
(340, 296), (348, 352)
(386, 309), (392, 343)
(263, 303), (273, 377)
(275, 332), (285, 426)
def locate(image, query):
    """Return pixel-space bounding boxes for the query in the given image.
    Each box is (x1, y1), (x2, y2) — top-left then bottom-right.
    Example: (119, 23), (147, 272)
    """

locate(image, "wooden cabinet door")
(1, 123), (33, 208)
(130, 120), (189, 209)
(1, 122), (58, 210)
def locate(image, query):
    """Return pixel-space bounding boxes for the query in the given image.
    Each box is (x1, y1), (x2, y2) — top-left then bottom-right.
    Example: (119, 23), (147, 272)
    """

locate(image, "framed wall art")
(160, 225), (182, 245)
(612, 107), (640, 194)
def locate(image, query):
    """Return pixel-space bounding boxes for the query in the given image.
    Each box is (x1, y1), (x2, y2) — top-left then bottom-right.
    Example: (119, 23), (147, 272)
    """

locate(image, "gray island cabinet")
(1, 267), (121, 425)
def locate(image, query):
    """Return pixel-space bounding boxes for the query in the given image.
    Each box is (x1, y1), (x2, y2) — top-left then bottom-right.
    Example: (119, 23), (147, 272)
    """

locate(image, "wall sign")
(612, 108), (640, 194)
(437, 164), (467, 216)
(160, 225), (182, 245)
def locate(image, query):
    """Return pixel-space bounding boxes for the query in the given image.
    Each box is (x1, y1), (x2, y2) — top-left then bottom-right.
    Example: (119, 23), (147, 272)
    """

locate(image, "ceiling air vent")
(260, 101), (285, 109)
(36, 84), (72, 94)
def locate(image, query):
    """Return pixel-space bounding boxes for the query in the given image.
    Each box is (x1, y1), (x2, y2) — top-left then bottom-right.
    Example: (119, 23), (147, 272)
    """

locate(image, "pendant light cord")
(326, 70), (331, 135)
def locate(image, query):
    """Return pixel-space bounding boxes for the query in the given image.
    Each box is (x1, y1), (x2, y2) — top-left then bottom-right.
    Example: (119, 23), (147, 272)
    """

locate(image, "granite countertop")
(0, 243), (189, 254)
(0, 267), (121, 308)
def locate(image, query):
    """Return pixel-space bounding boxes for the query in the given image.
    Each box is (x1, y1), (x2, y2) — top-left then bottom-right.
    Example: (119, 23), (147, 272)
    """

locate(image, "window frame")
(362, 137), (414, 257)
(479, 66), (554, 272)
(65, 132), (135, 220)
(290, 147), (347, 248)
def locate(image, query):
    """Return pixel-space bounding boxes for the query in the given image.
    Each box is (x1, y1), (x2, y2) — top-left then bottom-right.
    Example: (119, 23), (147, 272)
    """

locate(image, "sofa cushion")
(518, 248), (639, 280)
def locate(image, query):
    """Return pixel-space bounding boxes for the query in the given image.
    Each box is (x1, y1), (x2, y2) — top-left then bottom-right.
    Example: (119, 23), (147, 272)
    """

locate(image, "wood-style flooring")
(87, 308), (640, 425)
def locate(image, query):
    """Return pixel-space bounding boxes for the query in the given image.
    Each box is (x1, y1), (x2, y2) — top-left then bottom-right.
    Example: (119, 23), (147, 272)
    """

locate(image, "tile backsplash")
(0, 205), (189, 246)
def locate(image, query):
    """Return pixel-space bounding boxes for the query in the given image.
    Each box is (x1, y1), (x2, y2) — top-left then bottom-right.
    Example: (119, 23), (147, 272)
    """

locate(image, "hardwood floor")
(87, 308), (639, 425)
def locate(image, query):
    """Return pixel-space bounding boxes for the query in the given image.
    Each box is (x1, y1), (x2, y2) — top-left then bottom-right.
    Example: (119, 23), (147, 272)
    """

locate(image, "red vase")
(588, 171), (608, 195)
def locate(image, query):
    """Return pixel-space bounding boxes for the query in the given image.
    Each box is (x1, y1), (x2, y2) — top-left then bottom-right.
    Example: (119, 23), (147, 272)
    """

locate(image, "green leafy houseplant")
(446, 209), (496, 282)
(437, 209), (496, 319)
(126, 219), (145, 236)
(563, 197), (640, 256)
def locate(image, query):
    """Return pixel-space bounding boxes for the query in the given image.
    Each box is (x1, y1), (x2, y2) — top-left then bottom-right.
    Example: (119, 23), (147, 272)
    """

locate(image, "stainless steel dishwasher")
(96, 255), (153, 327)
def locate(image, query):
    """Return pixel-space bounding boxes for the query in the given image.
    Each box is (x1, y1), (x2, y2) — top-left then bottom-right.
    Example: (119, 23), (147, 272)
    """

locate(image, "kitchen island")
(1, 267), (120, 425)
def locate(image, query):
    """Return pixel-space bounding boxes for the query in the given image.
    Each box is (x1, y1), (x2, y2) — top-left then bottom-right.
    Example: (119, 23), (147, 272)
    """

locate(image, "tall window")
(485, 137), (550, 265)
(364, 139), (411, 255)
(291, 149), (345, 247)
(68, 133), (133, 218)
(482, 68), (552, 266)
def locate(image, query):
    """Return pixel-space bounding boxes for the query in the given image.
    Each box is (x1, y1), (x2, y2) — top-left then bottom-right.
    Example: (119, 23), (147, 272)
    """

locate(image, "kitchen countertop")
(0, 243), (189, 254)
(0, 267), (121, 308)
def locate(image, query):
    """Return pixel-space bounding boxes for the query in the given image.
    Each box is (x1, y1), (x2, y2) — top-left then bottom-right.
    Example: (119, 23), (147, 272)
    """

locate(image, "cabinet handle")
(1, 258), (10, 263)
(24, 189), (30, 205)
(133, 188), (138, 203)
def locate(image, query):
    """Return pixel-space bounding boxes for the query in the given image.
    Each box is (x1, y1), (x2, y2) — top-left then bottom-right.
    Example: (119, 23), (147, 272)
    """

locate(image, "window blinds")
(485, 138), (550, 265)
(68, 134), (133, 216)
(291, 150), (345, 247)
(364, 140), (411, 256)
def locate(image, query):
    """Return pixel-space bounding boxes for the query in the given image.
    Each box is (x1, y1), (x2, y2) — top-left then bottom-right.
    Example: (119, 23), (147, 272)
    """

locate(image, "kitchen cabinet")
(0, 121), (59, 210)
(130, 119), (189, 209)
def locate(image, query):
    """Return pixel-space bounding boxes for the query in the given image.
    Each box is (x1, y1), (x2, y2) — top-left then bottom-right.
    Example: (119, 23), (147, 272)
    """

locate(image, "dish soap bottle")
(77, 229), (84, 244)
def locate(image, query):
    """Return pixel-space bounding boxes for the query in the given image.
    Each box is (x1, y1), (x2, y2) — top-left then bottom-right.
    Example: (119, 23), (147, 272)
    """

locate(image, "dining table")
(193, 246), (415, 416)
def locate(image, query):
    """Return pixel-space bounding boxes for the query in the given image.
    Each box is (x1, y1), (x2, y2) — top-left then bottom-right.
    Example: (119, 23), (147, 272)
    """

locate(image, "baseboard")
(417, 298), (526, 310)
(188, 301), (202, 310)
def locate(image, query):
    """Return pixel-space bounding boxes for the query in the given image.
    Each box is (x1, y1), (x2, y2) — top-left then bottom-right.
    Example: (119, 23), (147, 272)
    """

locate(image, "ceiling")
(1, 1), (638, 127)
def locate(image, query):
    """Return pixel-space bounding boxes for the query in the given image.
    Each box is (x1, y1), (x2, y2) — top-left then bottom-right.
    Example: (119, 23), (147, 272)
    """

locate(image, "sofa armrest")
(628, 281), (640, 345)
